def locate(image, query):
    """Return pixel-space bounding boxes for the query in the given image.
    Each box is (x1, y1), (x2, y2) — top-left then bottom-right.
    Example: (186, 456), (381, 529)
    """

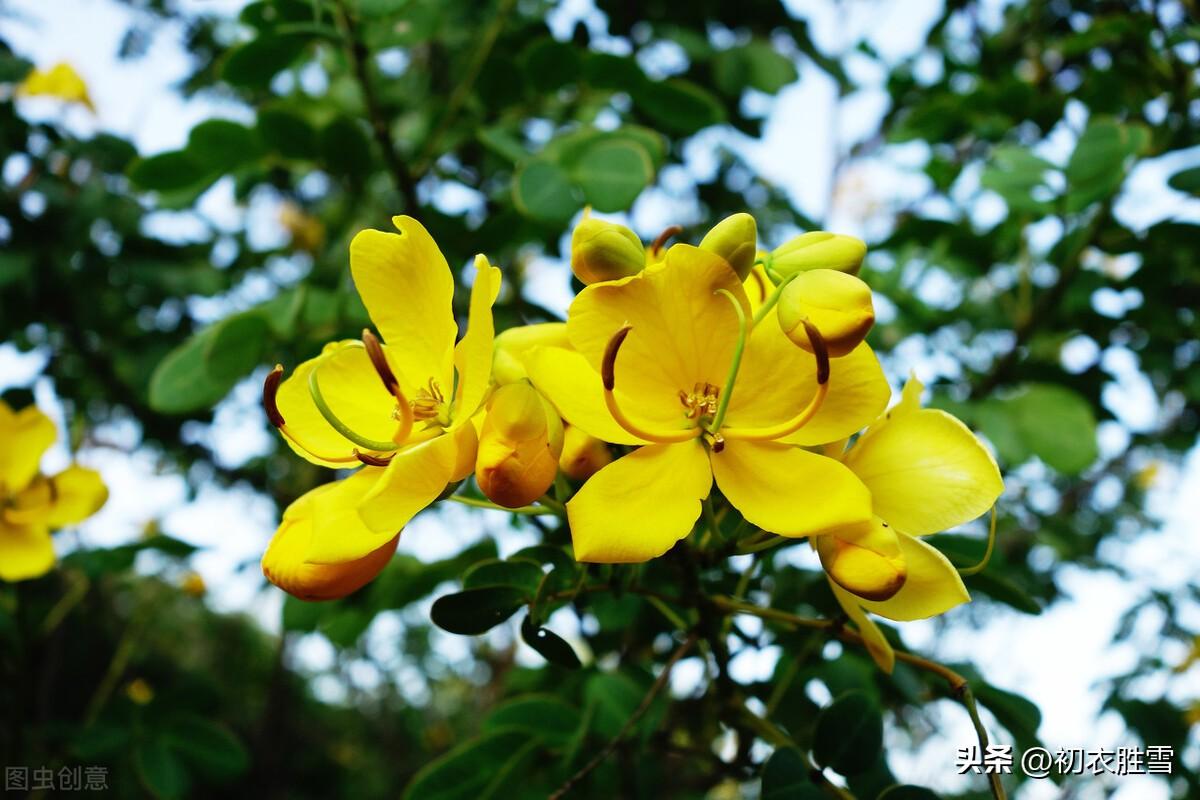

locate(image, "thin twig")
(547, 634), (696, 800)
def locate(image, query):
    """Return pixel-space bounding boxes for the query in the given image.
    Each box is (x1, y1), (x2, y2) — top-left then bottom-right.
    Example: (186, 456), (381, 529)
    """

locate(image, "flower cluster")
(0, 401), (108, 581)
(260, 214), (1003, 670)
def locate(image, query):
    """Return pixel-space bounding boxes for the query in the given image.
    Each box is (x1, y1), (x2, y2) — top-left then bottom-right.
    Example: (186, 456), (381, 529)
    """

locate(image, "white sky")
(1, 1), (1198, 797)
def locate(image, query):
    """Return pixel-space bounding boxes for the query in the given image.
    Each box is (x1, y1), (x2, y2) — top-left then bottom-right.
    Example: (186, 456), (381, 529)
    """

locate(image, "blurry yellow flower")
(1135, 460), (1161, 490)
(17, 62), (95, 112)
(0, 401), (107, 582)
(180, 571), (207, 598)
(261, 217), (500, 597)
(125, 678), (155, 705)
(279, 202), (325, 253)
(475, 382), (564, 508)
(821, 378), (1004, 672)
(526, 243), (889, 562)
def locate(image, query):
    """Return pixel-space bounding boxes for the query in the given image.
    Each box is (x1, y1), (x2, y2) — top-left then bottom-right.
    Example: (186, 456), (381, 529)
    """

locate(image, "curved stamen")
(362, 328), (414, 443)
(262, 365), (362, 464)
(721, 320), (831, 442)
(958, 505), (998, 576)
(602, 325), (699, 445)
(355, 449), (395, 467)
(651, 224), (683, 257)
(709, 288), (748, 434)
(308, 357), (401, 453)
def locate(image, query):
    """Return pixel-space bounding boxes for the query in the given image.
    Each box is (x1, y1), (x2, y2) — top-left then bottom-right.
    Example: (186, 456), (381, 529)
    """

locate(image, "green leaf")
(203, 313), (269, 384)
(974, 684), (1042, 751)
(761, 747), (823, 799)
(0, 250), (33, 289)
(584, 672), (659, 739)
(812, 691), (884, 776)
(1167, 165), (1200, 196)
(482, 694), (582, 746)
(400, 730), (538, 800)
(187, 119), (263, 173)
(511, 159), (581, 223)
(713, 42), (798, 96)
(877, 786), (942, 800)
(965, 570), (1042, 615)
(520, 38), (581, 93)
(127, 151), (214, 193)
(222, 33), (310, 88)
(570, 140), (654, 213)
(520, 615), (581, 668)
(164, 717), (249, 782)
(462, 558), (545, 594)
(430, 587), (527, 635)
(1007, 383), (1098, 474)
(134, 739), (190, 800)
(980, 145), (1057, 215)
(633, 79), (725, 135)
(257, 107), (318, 159)
(320, 115), (374, 180)
(1064, 119), (1149, 210)
(149, 313), (269, 414)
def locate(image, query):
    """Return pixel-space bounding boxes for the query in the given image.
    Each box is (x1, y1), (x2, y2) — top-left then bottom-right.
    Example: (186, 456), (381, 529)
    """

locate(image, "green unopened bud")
(777, 269), (875, 358)
(570, 214), (645, 285)
(771, 232), (866, 277)
(699, 213), (757, 281)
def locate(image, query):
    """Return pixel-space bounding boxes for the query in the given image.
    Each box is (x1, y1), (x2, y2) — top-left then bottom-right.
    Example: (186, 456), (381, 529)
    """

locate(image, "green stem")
(445, 494), (557, 515)
(699, 496), (720, 550)
(752, 271), (800, 326)
(960, 685), (1008, 800)
(308, 355), (398, 452)
(959, 505), (997, 576)
(733, 698), (856, 800)
(710, 288), (749, 433)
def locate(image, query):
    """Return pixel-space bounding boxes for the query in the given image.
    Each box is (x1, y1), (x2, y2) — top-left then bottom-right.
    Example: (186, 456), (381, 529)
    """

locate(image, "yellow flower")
(525, 243), (890, 562)
(261, 216), (500, 595)
(279, 202), (325, 253)
(819, 378), (1004, 672)
(17, 62), (95, 112)
(475, 381), (564, 508)
(0, 401), (107, 582)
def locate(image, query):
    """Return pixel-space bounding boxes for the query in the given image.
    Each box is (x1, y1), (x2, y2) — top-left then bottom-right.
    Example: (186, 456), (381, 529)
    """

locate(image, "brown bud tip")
(362, 328), (400, 394)
(355, 449), (394, 467)
(651, 224), (683, 257)
(601, 325), (633, 391)
(802, 320), (830, 384)
(263, 365), (286, 428)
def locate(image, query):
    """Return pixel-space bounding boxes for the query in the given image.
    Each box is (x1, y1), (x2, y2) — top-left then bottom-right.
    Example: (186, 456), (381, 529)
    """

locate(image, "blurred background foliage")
(1, 0), (1198, 797)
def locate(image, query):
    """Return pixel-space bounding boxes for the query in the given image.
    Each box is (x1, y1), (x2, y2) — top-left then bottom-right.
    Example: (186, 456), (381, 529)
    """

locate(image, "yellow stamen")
(362, 329), (413, 444)
(601, 325), (699, 445)
(262, 365), (369, 465)
(720, 320), (831, 441)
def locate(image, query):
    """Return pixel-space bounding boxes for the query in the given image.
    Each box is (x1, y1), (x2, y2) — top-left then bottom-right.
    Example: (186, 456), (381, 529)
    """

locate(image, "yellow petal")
(475, 383), (561, 508)
(42, 465), (108, 527)
(352, 426), (474, 542)
(567, 244), (748, 427)
(525, 346), (645, 445)
(262, 482), (398, 601)
(349, 216), (457, 389)
(559, 424), (613, 481)
(722, 320), (889, 446)
(828, 580), (895, 673)
(567, 441), (711, 563)
(816, 517), (907, 602)
(711, 440), (872, 537)
(844, 403), (1003, 537)
(274, 341), (402, 467)
(492, 322), (569, 385)
(0, 401), (56, 493)
(0, 520), (55, 582)
(858, 532), (970, 621)
(452, 255), (502, 425)
(18, 63), (95, 111)
(743, 261), (775, 314)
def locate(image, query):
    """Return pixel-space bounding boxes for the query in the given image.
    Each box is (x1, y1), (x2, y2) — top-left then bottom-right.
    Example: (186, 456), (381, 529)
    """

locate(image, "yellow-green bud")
(699, 212), (757, 281)
(558, 424), (613, 482)
(770, 231), (866, 277)
(777, 269), (875, 358)
(570, 215), (645, 285)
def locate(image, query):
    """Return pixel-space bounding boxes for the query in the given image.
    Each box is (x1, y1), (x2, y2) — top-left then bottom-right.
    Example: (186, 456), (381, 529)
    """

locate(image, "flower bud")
(777, 269), (875, 358)
(771, 231), (866, 277)
(262, 501), (399, 602)
(492, 322), (569, 385)
(558, 424), (613, 482)
(476, 382), (564, 508)
(699, 213), (757, 281)
(816, 518), (907, 602)
(570, 214), (645, 285)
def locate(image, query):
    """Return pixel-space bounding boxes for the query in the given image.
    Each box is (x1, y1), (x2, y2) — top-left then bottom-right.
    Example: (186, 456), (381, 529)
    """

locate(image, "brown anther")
(711, 433), (725, 453)
(362, 329), (400, 395)
(651, 224), (683, 257)
(355, 449), (394, 467)
(802, 319), (830, 384)
(263, 364), (286, 428)
(601, 325), (633, 391)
